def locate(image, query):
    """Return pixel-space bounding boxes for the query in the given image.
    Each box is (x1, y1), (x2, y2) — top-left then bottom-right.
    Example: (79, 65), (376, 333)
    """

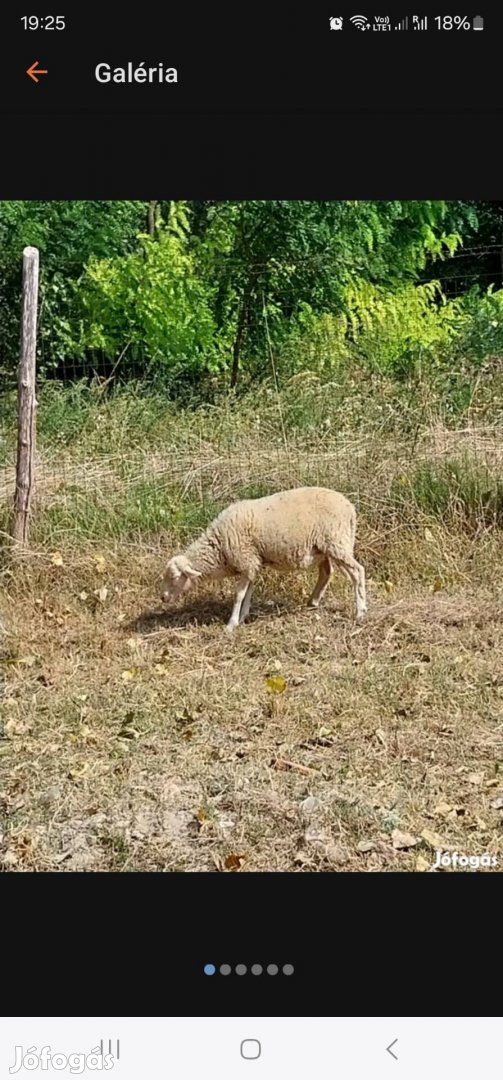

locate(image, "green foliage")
(0, 201), (145, 375)
(76, 209), (218, 375)
(0, 199), (501, 393)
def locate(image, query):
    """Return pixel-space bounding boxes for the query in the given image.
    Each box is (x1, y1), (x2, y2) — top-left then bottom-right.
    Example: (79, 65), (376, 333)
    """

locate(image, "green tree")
(191, 200), (462, 387)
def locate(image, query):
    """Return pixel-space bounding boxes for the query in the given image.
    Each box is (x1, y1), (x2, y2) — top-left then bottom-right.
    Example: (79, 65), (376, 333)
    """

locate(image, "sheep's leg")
(333, 553), (367, 619)
(308, 558), (333, 608)
(226, 576), (252, 633)
(238, 581), (254, 624)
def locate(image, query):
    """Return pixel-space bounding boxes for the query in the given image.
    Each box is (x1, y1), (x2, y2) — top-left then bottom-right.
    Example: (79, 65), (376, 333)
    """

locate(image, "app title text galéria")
(95, 63), (178, 84)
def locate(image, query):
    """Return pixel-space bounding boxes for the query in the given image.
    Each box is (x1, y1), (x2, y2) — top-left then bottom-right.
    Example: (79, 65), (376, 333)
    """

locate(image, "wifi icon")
(350, 14), (369, 29)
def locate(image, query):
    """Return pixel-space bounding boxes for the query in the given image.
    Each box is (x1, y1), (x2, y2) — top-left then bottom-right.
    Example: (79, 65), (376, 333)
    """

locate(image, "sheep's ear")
(184, 564), (202, 580)
(176, 555), (202, 579)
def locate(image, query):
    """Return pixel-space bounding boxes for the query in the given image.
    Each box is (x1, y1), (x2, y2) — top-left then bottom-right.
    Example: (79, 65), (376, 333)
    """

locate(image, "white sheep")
(160, 486), (367, 632)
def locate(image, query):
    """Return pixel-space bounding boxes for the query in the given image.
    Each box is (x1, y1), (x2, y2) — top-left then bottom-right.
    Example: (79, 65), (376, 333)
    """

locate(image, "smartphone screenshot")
(0, 6), (501, 1013)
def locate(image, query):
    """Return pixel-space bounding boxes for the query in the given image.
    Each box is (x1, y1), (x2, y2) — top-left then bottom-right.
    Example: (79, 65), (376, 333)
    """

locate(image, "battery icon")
(473, 15), (484, 29)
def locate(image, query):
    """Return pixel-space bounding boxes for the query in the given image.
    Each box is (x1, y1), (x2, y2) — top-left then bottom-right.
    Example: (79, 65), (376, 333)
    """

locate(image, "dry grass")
(1, 530), (502, 872)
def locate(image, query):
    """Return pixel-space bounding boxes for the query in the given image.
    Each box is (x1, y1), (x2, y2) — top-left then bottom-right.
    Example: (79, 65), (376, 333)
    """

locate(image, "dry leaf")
(50, 552), (64, 566)
(266, 675), (287, 693)
(415, 855), (430, 872)
(490, 796), (503, 810)
(5, 719), (31, 737)
(127, 637), (140, 650)
(78, 591), (88, 601)
(424, 528), (435, 543)
(375, 728), (387, 746)
(433, 801), (452, 817)
(196, 807), (208, 824)
(384, 580), (394, 593)
(96, 586), (108, 603)
(433, 577), (444, 592)
(392, 829), (418, 850)
(467, 772), (484, 785)
(121, 668), (137, 682)
(154, 663), (169, 675)
(420, 828), (445, 849)
(357, 840), (376, 853)
(223, 853), (245, 870)
(117, 613), (126, 623)
(94, 554), (106, 573)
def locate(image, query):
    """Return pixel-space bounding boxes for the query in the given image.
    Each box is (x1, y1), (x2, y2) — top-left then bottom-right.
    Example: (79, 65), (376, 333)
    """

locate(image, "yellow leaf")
(121, 668), (137, 682)
(384, 580), (394, 593)
(94, 554), (106, 573)
(50, 552), (64, 566)
(433, 577), (444, 592)
(424, 528), (435, 543)
(420, 828), (445, 849)
(266, 675), (287, 694)
(398, 474), (408, 485)
(415, 855), (430, 872)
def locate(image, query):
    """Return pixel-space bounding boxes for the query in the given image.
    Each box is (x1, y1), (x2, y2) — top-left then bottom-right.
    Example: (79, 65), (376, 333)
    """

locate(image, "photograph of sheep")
(1, 200), (502, 872)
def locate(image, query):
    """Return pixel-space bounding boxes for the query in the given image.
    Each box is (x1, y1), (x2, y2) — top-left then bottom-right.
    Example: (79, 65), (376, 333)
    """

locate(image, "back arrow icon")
(27, 61), (48, 84)
(386, 1040), (398, 1061)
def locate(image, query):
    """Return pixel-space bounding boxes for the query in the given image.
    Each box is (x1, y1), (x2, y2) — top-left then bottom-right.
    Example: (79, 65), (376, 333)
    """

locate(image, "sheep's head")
(160, 555), (202, 602)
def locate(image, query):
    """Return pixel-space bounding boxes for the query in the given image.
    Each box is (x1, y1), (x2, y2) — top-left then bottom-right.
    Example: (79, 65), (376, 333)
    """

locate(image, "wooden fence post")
(11, 246), (39, 544)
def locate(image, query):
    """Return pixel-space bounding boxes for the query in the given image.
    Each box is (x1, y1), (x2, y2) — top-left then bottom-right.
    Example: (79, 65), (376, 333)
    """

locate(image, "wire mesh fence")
(1, 245), (502, 551)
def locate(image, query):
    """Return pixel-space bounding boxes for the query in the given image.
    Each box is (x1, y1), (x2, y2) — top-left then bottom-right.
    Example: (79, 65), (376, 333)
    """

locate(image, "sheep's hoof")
(225, 623), (238, 634)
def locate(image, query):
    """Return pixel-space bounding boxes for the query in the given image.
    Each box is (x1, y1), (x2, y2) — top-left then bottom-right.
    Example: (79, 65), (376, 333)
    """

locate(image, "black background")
(1, 8), (503, 197)
(3, 873), (496, 1012)
(1, 6), (501, 1015)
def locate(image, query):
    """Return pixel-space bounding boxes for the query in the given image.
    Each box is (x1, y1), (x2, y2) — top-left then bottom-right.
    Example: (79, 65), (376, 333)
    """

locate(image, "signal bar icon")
(394, 16), (409, 30)
(412, 15), (428, 30)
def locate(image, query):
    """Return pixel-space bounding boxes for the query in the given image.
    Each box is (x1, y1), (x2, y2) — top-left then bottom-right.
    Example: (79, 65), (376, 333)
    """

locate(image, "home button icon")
(241, 1040), (261, 1060)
